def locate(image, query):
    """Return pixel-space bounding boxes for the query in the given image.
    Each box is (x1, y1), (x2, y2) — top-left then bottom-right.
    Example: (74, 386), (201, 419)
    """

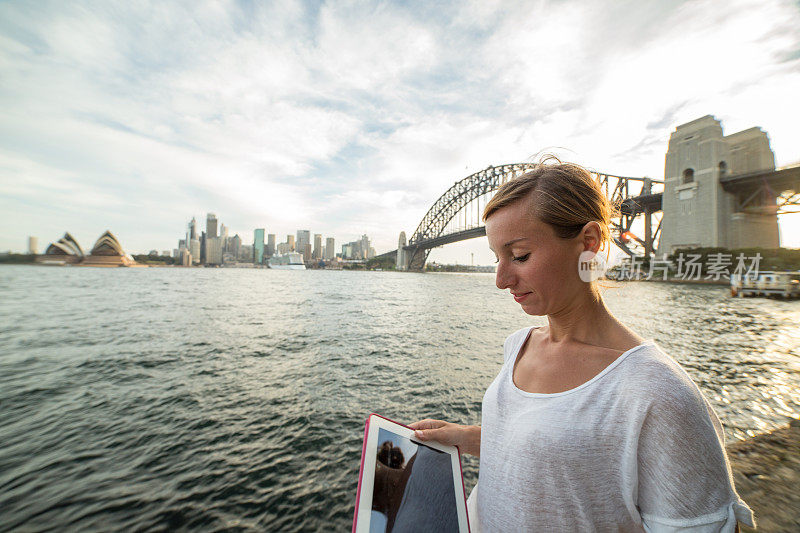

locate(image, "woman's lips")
(512, 292), (531, 303)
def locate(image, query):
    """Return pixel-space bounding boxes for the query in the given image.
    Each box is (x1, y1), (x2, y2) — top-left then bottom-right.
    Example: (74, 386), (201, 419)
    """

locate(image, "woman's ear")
(581, 222), (602, 254)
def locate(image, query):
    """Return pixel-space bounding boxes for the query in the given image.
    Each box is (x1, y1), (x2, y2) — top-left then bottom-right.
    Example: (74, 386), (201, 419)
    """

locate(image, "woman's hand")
(407, 419), (481, 457)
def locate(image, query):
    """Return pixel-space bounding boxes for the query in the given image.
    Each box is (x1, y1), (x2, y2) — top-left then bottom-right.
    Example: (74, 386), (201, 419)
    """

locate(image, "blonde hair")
(483, 157), (617, 251)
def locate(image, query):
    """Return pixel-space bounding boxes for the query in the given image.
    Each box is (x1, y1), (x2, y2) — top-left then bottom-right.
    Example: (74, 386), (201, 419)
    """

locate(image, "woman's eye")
(512, 253), (530, 262)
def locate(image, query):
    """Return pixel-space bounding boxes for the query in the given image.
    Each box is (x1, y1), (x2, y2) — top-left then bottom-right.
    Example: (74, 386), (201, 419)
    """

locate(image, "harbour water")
(1, 265), (798, 531)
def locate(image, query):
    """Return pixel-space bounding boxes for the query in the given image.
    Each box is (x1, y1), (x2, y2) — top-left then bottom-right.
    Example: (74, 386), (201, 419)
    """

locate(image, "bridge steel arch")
(405, 164), (538, 270)
(403, 164), (663, 270)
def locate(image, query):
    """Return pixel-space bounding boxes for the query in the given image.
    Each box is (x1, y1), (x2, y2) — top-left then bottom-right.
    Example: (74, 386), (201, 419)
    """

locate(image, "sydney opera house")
(38, 231), (138, 267)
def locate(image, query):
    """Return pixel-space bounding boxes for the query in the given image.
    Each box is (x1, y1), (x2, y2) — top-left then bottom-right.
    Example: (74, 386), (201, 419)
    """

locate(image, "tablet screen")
(370, 427), (459, 533)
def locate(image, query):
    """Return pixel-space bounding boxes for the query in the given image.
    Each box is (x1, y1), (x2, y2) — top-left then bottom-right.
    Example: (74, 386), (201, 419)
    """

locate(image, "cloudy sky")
(2, 0), (799, 262)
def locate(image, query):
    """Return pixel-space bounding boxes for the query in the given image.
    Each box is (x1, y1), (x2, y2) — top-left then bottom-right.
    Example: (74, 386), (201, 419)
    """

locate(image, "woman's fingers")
(407, 419), (445, 431)
(414, 427), (444, 442)
(412, 422), (461, 446)
(407, 419), (455, 443)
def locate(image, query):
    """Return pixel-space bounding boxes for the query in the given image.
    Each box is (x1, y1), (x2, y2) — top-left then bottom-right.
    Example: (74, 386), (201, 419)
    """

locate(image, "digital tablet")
(352, 413), (470, 533)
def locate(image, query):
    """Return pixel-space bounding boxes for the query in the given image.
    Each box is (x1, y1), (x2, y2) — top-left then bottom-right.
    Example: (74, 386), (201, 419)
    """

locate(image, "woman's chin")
(519, 301), (546, 316)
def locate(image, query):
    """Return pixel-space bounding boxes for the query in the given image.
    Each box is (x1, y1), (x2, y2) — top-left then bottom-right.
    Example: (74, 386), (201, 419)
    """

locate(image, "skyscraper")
(267, 234), (276, 257)
(190, 238), (200, 264)
(206, 213), (218, 239)
(297, 230), (310, 252)
(189, 217), (197, 240)
(326, 237), (335, 260)
(28, 236), (38, 254)
(254, 229), (265, 264)
(313, 234), (322, 260)
(230, 234), (241, 258)
(207, 237), (223, 265)
(287, 235), (295, 251)
(238, 244), (253, 262)
(219, 224), (229, 252)
(361, 234), (370, 259)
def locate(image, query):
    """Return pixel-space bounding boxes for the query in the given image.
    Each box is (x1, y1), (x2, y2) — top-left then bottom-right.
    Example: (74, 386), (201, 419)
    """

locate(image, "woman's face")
(485, 199), (585, 316)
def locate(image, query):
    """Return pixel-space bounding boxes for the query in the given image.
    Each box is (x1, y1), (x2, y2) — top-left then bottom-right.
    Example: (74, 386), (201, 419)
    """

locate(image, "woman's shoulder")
(504, 325), (536, 344)
(616, 342), (711, 409)
(621, 342), (692, 381)
(502, 326), (538, 363)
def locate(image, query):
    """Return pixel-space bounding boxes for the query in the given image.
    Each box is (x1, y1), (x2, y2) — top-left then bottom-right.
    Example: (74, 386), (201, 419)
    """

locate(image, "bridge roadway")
(720, 166), (800, 213)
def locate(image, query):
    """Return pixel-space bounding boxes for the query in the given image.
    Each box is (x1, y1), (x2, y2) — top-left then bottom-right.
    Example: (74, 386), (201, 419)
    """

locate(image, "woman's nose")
(495, 261), (513, 290)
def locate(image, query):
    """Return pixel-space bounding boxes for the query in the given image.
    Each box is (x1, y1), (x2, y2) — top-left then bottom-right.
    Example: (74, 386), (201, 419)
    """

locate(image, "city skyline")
(169, 212), (375, 266)
(2, 1), (799, 264)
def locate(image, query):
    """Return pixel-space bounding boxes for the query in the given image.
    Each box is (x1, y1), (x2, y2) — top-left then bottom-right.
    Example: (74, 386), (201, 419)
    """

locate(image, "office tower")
(200, 231), (207, 263)
(254, 229), (265, 264)
(313, 234), (322, 260)
(178, 238), (186, 250)
(28, 236), (38, 254)
(361, 235), (370, 259)
(303, 242), (312, 262)
(207, 237), (223, 265)
(238, 244), (253, 262)
(326, 237), (335, 259)
(189, 217), (197, 240)
(267, 234), (276, 257)
(297, 230), (310, 252)
(181, 248), (191, 266)
(228, 234), (241, 259)
(287, 235), (295, 251)
(173, 248), (179, 258)
(190, 238), (200, 264)
(206, 213), (218, 239)
(219, 224), (229, 252)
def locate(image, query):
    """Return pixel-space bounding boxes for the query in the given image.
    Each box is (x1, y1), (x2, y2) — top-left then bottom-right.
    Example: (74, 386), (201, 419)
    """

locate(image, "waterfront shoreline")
(728, 419), (800, 531)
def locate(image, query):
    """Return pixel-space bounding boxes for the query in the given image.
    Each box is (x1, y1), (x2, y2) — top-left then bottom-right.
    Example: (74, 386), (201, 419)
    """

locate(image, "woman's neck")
(545, 289), (616, 346)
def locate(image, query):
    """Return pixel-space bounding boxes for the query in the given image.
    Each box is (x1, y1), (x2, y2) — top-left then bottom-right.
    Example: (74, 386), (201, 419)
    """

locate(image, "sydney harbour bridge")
(376, 163), (665, 270)
(378, 116), (799, 272)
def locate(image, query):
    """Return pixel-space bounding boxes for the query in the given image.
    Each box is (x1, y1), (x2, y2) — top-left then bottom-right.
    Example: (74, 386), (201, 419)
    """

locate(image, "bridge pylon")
(657, 115), (782, 254)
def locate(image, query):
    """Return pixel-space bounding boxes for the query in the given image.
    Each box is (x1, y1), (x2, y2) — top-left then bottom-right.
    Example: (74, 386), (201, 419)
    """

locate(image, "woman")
(409, 161), (754, 532)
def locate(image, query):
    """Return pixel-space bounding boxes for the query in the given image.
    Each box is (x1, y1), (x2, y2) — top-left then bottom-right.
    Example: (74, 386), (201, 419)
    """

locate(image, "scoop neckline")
(507, 326), (656, 398)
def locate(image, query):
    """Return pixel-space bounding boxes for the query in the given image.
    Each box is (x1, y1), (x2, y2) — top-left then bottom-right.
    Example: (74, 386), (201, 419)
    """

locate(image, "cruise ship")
(268, 252), (306, 270)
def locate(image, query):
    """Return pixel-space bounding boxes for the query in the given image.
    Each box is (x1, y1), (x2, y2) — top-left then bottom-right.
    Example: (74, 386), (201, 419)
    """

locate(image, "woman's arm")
(636, 378), (755, 532)
(407, 419), (481, 457)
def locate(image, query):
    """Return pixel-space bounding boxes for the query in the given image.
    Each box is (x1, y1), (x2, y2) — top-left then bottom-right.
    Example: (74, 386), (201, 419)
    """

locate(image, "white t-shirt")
(467, 326), (755, 532)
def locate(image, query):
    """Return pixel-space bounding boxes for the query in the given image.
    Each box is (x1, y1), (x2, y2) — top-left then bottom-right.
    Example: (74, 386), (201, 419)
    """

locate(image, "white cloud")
(1, 0), (798, 256)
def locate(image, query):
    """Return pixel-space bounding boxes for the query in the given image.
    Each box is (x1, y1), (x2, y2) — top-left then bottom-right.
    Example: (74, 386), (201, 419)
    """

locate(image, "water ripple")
(0, 267), (797, 530)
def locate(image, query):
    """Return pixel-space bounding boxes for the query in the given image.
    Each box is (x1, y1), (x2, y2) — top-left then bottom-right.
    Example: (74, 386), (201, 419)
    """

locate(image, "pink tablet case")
(351, 413), (471, 532)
